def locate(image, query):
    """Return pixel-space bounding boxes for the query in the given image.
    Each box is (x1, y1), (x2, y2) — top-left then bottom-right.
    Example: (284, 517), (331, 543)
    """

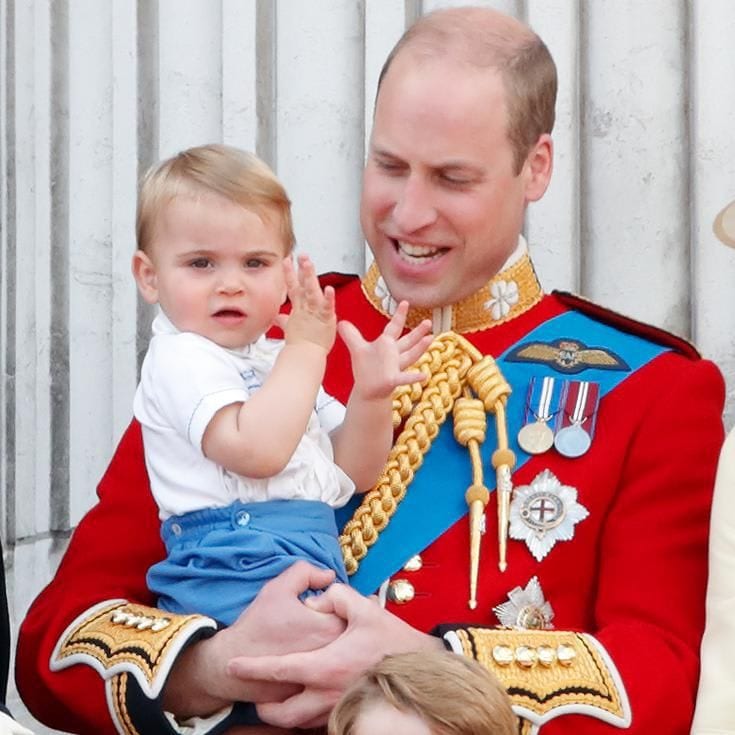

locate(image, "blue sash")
(336, 310), (669, 595)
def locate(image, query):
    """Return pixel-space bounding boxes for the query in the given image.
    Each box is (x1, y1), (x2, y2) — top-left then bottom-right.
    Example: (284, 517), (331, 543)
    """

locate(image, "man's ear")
(523, 133), (554, 203)
(131, 250), (159, 304)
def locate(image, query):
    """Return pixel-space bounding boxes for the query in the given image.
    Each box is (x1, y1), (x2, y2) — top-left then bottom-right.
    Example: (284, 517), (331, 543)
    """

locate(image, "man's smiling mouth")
(395, 240), (448, 263)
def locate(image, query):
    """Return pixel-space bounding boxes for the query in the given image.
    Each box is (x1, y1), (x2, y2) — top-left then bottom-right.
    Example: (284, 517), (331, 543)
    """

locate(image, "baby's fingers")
(398, 319), (433, 350)
(398, 330), (433, 370)
(397, 369), (428, 386)
(382, 300), (411, 339)
(282, 257), (300, 306)
(337, 320), (366, 354)
(297, 255), (333, 315)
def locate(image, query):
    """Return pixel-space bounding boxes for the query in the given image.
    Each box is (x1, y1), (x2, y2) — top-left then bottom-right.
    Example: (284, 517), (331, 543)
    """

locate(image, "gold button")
(537, 645), (556, 667)
(151, 618), (171, 632)
(515, 646), (538, 668)
(492, 645), (514, 666)
(387, 579), (415, 604)
(557, 644), (576, 666)
(402, 554), (423, 572)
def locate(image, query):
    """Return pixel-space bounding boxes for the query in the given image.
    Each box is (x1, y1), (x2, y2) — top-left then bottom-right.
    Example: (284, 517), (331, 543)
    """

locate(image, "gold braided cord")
(466, 357), (516, 571)
(453, 393), (486, 486)
(340, 332), (514, 576)
(341, 333), (474, 574)
(453, 392), (490, 608)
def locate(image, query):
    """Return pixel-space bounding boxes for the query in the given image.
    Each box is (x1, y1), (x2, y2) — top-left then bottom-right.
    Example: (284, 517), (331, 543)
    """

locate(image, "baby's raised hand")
(277, 254), (336, 352)
(338, 301), (433, 401)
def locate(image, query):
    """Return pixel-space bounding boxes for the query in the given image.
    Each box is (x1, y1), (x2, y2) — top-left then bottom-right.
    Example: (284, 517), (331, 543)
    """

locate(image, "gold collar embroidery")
(361, 251), (544, 334)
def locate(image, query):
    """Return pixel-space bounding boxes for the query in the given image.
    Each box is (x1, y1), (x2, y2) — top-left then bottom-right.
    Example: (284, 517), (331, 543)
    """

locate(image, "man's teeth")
(397, 241), (443, 260)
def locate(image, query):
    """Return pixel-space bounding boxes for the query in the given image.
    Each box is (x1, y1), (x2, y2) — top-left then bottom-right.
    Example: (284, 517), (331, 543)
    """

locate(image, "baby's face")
(144, 194), (288, 349)
(352, 701), (433, 735)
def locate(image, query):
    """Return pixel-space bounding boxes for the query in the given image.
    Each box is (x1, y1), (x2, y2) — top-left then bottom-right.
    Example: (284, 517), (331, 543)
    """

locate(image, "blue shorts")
(147, 498), (348, 626)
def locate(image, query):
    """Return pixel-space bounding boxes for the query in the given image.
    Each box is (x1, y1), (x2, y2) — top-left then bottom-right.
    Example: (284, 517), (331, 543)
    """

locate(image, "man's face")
(361, 53), (548, 309)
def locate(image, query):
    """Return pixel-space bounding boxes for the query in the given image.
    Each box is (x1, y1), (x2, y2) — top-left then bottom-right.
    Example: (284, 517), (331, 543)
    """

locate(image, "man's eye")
(189, 258), (211, 269)
(375, 158), (404, 173)
(440, 173), (471, 187)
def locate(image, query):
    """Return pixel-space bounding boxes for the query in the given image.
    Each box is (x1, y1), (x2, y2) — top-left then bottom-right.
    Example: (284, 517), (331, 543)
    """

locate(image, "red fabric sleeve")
(540, 358), (724, 733)
(15, 421), (164, 734)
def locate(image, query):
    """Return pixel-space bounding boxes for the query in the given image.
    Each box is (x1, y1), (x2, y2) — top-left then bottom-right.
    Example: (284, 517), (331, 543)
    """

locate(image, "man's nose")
(392, 175), (437, 233)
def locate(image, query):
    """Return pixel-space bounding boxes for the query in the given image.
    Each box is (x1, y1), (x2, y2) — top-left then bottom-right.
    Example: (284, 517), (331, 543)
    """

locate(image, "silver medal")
(554, 423), (591, 458)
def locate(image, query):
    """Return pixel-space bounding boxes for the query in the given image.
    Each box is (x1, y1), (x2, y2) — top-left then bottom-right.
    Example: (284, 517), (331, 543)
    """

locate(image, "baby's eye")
(245, 258), (266, 268)
(189, 258), (211, 269)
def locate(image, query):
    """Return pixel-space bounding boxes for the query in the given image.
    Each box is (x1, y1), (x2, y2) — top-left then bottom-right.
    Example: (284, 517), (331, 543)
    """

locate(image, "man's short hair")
(377, 7), (557, 174)
(328, 650), (517, 735)
(136, 143), (295, 254)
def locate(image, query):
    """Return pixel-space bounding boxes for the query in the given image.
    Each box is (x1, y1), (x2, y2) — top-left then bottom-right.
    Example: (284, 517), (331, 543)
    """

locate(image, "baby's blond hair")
(136, 144), (295, 254)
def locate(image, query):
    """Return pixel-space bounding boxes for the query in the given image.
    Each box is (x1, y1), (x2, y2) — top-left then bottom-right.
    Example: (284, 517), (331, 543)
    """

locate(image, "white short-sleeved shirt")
(134, 312), (355, 520)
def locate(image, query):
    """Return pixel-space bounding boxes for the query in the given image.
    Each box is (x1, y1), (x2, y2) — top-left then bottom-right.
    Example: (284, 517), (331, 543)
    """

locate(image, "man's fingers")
(308, 582), (360, 622)
(228, 651), (312, 686)
(303, 592), (336, 615)
(257, 688), (342, 730)
(265, 561), (335, 598)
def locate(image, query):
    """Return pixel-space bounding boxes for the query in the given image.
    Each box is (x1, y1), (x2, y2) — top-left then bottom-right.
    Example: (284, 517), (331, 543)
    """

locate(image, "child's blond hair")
(136, 143), (295, 254)
(328, 650), (517, 735)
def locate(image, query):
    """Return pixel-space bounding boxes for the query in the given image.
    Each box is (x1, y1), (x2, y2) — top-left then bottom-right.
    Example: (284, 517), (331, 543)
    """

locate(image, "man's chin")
(384, 283), (448, 311)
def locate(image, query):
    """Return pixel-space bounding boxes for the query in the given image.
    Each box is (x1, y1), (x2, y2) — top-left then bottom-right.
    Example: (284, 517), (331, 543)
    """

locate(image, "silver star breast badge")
(493, 576), (554, 630)
(509, 469), (589, 561)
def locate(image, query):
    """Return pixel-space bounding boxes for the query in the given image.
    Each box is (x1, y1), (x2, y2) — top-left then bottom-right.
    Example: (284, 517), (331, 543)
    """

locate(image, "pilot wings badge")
(505, 338), (629, 374)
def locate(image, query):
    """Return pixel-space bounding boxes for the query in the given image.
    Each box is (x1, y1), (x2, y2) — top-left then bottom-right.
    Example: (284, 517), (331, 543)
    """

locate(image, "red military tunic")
(16, 253), (725, 734)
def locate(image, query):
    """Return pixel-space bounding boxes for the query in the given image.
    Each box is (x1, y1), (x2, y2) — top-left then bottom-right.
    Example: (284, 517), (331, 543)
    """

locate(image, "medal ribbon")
(524, 375), (562, 425)
(556, 380), (601, 435)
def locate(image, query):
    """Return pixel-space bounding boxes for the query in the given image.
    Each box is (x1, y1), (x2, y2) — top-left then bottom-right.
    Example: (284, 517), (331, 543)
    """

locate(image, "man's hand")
(276, 254), (336, 352)
(226, 582), (444, 729)
(162, 562), (345, 718)
(338, 300), (432, 401)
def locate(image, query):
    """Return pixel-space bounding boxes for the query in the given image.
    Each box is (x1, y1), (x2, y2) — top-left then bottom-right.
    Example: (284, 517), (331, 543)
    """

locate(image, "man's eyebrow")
(370, 145), (401, 158)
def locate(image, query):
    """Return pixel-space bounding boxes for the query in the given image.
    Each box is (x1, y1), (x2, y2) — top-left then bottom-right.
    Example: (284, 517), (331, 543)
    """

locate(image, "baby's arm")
(331, 302), (432, 491)
(202, 255), (335, 478)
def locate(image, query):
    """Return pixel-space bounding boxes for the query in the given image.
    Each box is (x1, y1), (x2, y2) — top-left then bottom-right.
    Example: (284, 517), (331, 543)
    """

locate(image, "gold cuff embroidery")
(110, 674), (142, 735)
(50, 599), (216, 699)
(456, 628), (631, 731)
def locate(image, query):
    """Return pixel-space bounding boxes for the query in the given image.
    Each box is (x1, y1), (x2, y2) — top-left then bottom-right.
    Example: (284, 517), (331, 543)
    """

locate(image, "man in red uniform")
(16, 7), (724, 735)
